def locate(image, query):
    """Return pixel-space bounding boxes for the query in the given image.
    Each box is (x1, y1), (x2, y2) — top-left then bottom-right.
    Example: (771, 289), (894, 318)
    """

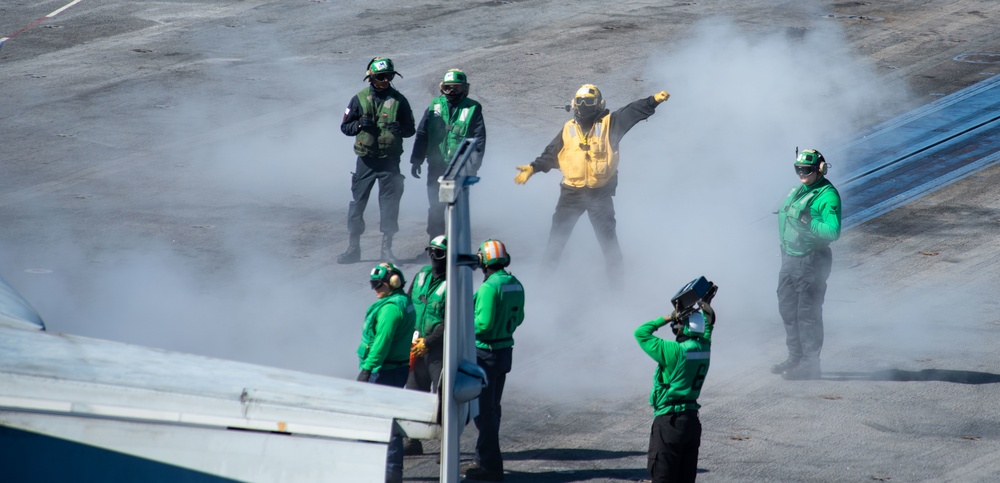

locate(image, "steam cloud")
(4, 15), (931, 396)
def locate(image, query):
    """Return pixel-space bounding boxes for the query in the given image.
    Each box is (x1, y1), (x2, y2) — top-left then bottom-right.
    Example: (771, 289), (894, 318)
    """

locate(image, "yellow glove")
(514, 165), (534, 185)
(411, 338), (428, 357)
(654, 91), (670, 103)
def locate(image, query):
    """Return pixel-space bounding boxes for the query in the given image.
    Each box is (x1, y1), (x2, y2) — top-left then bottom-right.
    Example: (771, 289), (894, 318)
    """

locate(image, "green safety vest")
(357, 291), (415, 372)
(354, 87), (405, 159)
(427, 96), (479, 164)
(474, 270), (525, 350)
(778, 178), (840, 256)
(411, 266), (447, 337)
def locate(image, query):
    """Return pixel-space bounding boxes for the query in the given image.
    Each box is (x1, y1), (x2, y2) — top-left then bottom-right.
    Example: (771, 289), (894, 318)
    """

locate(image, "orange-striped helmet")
(477, 239), (510, 268)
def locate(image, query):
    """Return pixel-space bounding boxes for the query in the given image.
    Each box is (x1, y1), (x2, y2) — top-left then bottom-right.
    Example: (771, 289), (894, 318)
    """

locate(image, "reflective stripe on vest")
(428, 97), (477, 162)
(557, 114), (619, 188)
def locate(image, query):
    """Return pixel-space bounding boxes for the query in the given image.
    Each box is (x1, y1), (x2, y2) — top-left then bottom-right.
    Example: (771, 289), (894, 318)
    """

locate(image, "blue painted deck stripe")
(837, 74), (1000, 229)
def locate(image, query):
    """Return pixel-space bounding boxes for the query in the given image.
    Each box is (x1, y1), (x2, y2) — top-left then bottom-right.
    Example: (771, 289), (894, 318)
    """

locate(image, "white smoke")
(481, 17), (909, 397)
(4, 11), (941, 396)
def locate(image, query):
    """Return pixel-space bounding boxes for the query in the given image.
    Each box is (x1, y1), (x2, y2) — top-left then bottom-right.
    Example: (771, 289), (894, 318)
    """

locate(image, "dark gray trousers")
(347, 156), (404, 237)
(423, 162), (447, 238)
(777, 246), (833, 363)
(474, 347), (513, 473)
(541, 183), (624, 285)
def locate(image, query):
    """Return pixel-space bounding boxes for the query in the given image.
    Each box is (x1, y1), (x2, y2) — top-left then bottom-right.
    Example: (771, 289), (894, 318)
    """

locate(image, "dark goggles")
(795, 165), (817, 176)
(427, 247), (447, 260)
(370, 279), (386, 290)
(441, 84), (464, 94)
(372, 72), (395, 82)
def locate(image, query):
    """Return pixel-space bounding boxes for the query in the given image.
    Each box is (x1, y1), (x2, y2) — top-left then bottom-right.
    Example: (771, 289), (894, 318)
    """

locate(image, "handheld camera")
(670, 276), (718, 320)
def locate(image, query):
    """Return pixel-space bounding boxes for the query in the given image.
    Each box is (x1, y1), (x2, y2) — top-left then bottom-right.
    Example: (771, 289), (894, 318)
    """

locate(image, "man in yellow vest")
(514, 85), (669, 285)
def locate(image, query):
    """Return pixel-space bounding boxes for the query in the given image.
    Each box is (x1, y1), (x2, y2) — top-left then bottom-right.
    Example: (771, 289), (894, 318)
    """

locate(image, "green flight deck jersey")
(410, 265), (447, 337)
(634, 314), (714, 416)
(474, 269), (525, 350)
(357, 291), (415, 372)
(778, 177), (842, 256)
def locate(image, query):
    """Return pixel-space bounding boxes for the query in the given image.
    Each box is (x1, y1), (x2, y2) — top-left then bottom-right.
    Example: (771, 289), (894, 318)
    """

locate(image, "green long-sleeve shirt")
(778, 177), (841, 256)
(474, 269), (525, 350)
(634, 314), (713, 416)
(357, 291), (415, 372)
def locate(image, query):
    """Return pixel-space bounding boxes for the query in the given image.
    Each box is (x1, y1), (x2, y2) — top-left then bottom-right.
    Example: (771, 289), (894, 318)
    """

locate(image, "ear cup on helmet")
(389, 273), (402, 289)
(818, 161), (828, 175)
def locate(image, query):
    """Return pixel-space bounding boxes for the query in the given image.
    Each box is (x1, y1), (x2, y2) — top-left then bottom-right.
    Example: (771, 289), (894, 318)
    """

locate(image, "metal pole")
(439, 139), (480, 483)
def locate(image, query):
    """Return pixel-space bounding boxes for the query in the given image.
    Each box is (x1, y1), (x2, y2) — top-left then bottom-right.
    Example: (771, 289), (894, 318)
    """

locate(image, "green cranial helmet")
(427, 235), (447, 261)
(683, 311), (707, 338)
(671, 311), (707, 339)
(441, 69), (468, 85)
(795, 149), (825, 167)
(477, 239), (510, 268)
(440, 68), (469, 102)
(364, 57), (399, 81)
(428, 235), (448, 251)
(369, 262), (405, 289)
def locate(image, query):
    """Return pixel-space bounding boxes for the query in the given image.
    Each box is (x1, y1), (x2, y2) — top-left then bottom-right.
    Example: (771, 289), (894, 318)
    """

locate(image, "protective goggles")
(370, 279), (386, 290)
(795, 165), (817, 176)
(573, 96), (600, 108)
(372, 72), (395, 82)
(441, 84), (464, 94)
(427, 247), (447, 260)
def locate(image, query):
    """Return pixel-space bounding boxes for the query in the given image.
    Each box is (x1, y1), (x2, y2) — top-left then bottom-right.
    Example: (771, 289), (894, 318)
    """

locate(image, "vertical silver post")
(439, 139), (480, 483)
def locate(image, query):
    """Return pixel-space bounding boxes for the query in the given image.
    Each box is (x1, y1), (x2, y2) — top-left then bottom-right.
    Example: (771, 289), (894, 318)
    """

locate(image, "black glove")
(357, 369), (372, 382)
(411, 163), (422, 179)
(387, 121), (401, 134)
(703, 283), (718, 304)
(359, 117), (374, 128)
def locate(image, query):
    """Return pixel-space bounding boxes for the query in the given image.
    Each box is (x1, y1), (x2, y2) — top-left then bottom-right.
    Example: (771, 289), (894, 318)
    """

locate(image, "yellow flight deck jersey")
(557, 115), (619, 189)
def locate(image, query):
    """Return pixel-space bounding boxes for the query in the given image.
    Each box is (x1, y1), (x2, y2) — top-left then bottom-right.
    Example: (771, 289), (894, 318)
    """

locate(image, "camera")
(670, 276), (718, 319)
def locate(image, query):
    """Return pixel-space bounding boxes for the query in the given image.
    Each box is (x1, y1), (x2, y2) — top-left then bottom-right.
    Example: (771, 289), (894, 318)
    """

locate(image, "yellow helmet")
(573, 84), (605, 110)
(571, 84), (605, 123)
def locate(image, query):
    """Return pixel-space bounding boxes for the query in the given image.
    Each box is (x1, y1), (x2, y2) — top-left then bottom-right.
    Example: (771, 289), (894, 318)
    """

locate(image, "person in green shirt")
(401, 235), (448, 456)
(466, 239), (525, 482)
(356, 262), (415, 483)
(773, 149), (842, 380)
(410, 69), (486, 239)
(635, 286), (716, 483)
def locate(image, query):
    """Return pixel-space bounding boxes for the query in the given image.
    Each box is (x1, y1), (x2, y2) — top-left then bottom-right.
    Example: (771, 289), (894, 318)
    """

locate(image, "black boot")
(380, 234), (399, 264)
(337, 234), (361, 264)
(770, 357), (799, 375)
(782, 360), (821, 380)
